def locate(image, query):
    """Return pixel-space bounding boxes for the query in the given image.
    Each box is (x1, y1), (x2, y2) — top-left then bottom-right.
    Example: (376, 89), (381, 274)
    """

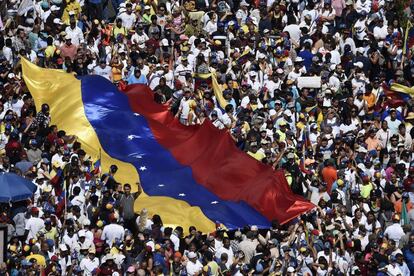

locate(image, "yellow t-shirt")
(45, 45), (56, 58)
(361, 183), (373, 199)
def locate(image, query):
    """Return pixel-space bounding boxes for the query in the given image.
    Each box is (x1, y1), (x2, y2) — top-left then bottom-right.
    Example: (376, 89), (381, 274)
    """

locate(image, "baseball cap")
(188, 252), (197, 259)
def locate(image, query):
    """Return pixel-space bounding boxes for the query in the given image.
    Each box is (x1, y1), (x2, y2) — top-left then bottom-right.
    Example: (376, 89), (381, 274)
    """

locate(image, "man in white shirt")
(80, 248), (100, 276)
(385, 109), (402, 136)
(215, 238), (234, 268)
(117, 3), (137, 30)
(186, 252), (203, 275)
(236, 1), (249, 25)
(93, 60), (113, 81)
(101, 214), (125, 247)
(175, 57), (193, 84)
(65, 16), (84, 45)
(384, 215), (405, 246)
(373, 18), (388, 40)
(25, 207), (45, 242)
(131, 25), (149, 47)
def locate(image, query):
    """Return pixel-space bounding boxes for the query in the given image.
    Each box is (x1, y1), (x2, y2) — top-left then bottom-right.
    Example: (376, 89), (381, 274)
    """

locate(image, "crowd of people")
(1, 0), (414, 275)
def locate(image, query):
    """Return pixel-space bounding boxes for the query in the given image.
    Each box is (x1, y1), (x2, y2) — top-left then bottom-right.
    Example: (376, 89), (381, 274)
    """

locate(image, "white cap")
(78, 230), (86, 238)
(53, 18), (63, 25)
(118, 48), (125, 54)
(257, 53), (266, 59)
(59, 244), (68, 251)
(287, 267), (295, 273)
(356, 47), (365, 54)
(64, 34), (71, 40)
(50, 5), (60, 11)
(7, 73), (15, 78)
(269, 109), (276, 116)
(144, 5), (151, 10)
(276, 68), (284, 74)
(249, 71), (256, 76)
(240, 0), (250, 6)
(228, 21), (235, 26)
(284, 109), (292, 117)
(263, 29), (270, 34)
(353, 61), (363, 68)
(295, 56), (304, 62)
(161, 38), (169, 46)
(68, 11), (75, 16)
(251, 225), (258, 231)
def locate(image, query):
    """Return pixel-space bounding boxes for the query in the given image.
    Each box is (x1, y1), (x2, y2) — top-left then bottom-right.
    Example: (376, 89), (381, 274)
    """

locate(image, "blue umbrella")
(0, 172), (37, 203)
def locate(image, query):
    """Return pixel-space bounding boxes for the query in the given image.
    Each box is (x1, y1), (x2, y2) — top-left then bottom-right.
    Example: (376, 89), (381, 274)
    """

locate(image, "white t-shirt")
(118, 12), (137, 30)
(186, 260), (203, 276)
(80, 257), (100, 276)
(25, 216), (45, 242)
(93, 66), (112, 81)
(101, 223), (125, 247)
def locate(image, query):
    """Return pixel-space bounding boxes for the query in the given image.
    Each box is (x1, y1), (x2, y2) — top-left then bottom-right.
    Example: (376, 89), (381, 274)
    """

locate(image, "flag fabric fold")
(22, 58), (315, 230)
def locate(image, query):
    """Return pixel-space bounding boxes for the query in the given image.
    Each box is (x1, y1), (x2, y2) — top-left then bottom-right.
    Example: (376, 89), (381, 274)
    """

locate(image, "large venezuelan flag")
(22, 59), (314, 232)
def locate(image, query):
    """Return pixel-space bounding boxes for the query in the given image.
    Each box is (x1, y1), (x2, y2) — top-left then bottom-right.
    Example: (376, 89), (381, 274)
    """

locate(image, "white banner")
(297, 76), (321, 89)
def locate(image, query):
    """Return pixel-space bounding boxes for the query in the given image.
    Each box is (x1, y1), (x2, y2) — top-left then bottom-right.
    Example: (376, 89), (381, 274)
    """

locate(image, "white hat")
(161, 38), (169, 46)
(357, 147), (368, 154)
(78, 230), (86, 238)
(68, 11), (75, 16)
(283, 109), (292, 117)
(50, 5), (60, 11)
(240, 0), (249, 6)
(263, 29), (270, 34)
(276, 68), (284, 74)
(249, 71), (256, 77)
(287, 267), (295, 273)
(257, 53), (266, 59)
(188, 252), (197, 259)
(118, 48), (125, 54)
(144, 5), (151, 10)
(295, 56), (304, 62)
(251, 225), (258, 231)
(269, 109), (276, 116)
(353, 61), (363, 68)
(356, 47), (365, 54)
(59, 244), (68, 251)
(53, 18), (63, 25)
(7, 73), (15, 79)
(228, 21), (235, 26)
(64, 34), (71, 40)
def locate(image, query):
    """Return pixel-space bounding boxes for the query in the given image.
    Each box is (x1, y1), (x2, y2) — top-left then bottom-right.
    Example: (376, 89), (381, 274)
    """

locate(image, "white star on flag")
(158, 184), (165, 187)
(178, 193), (186, 197)
(139, 166), (147, 171)
(128, 135), (141, 140)
(211, 201), (219, 204)
(134, 113), (140, 116)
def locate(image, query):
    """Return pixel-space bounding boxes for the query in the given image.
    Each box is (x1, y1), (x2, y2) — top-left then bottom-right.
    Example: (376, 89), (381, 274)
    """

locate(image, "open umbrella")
(0, 172), (37, 203)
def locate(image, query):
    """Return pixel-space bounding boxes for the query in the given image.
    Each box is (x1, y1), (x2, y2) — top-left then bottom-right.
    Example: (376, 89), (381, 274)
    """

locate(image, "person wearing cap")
(24, 207), (45, 243)
(59, 34), (78, 61)
(287, 57), (305, 81)
(384, 213), (405, 246)
(79, 247), (100, 275)
(236, 0), (249, 25)
(186, 251), (203, 275)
